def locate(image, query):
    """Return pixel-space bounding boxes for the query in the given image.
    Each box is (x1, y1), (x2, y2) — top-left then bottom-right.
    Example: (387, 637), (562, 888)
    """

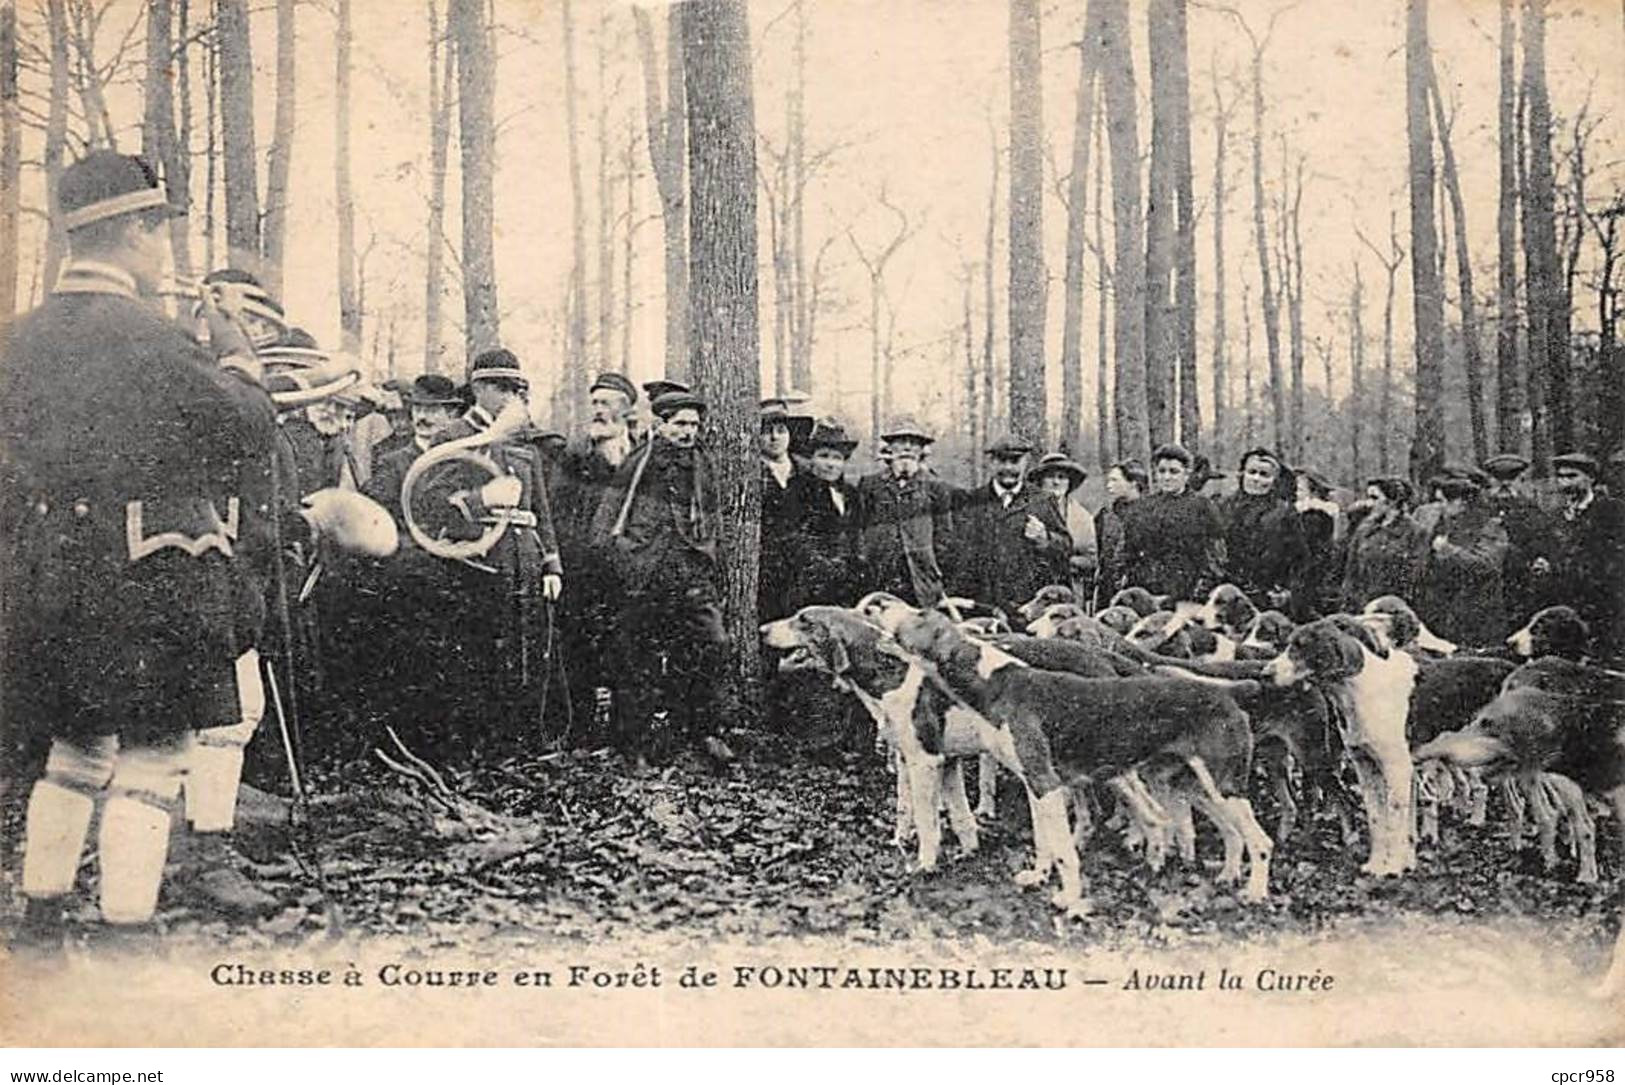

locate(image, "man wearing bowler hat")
(952, 434), (1070, 617)
(856, 415), (958, 607)
(1, 151), (274, 944)
(1543, 452), (1625, 660)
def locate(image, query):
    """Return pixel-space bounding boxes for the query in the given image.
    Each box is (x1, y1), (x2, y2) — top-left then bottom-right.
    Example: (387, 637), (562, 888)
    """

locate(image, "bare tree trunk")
(1008, 0), (1047, 444)
(1286, 153), (1305, 462)
(203, 4), (217, 272)
(1233, 13), (1284, 451)
(216, 0), (261, 272)
(560, 0), (588, 401)
(334, 0), (361, 351)
(963, 269), (980, 461)
(42, 0), (69, 290)
(595, 3), (613, 370)
(2, 0), (21, 322)
(142, 0), (190, 278)
(788, 0), (812, 394)
(635, 6), (688, 380)
(449, 0), (499, 361)
(1171, 0), (1198, 453)
(1093, 90), (1111, 471)
(1059, 0), (1103, 461)
(1210, 66), (1235, 466)
(1428, 61), (1489, 464)
(1143, 0), (1176, 448)
(1381, 223), (1400, 473)
(1520, 0), (1558, 468)
(424, 0), (453, 373)
(1099, 0), (1148, 462)
(1495, 0), (1523, 452)
(66, 0), (114, 150)
(682, 0), (761, 721)
(849, 194), (912, 446)
(1350, 262), (1365, 480)
(982, 133), (999, 465)
(622, 122), (636, 375)
(262, 0), (295, 296)
(1406, 0), (1446, 486)
(1242, 276), (1255, 449)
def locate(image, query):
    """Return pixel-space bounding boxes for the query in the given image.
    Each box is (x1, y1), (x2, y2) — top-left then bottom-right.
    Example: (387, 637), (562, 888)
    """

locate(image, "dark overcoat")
(1547, 495), (1625, 659)
(788, 472), (862, 606)
(855, 472), (956, 606)
(950, 482), (1071, 615)
(1119, 491), (1226, 602)
(1416, 504), (1510, 649)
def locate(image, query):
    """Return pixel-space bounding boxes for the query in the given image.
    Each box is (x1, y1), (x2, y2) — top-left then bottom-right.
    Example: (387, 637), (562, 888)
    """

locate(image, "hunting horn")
(400, 399), (533, 562)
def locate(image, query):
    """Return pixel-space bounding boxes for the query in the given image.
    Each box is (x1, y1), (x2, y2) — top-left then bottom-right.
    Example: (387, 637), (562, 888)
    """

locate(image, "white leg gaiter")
(186, 649), (264, 833)
(99, 739), (190, 925)
(21, 737), (117, 898)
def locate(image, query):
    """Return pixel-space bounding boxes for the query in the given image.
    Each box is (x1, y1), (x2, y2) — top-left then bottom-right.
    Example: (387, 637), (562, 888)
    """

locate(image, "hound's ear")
(815, 624), (852, 675)
(1329, 632), (1367, 677)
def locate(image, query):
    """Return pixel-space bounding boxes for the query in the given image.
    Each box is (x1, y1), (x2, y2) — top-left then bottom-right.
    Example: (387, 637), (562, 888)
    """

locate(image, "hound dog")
(761, 605), (981, 872)
(1016, 584), (1080, 626)
(1264, 616), (1420, 876)
(1110, 586), (1168, 618)
(1404, 654), (1518, 841)
(1194, 584), (1296, 659)
(1095, 605), (1141, 636)
(1360, 595), (1458, 656)
(1412, 684), (1623, 885)
(867, 598), (1272, 912)
(1507, 605), (1592, 663)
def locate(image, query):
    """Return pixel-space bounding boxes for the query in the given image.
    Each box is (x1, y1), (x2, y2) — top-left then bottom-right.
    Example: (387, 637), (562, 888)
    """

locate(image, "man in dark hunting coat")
(951, 433), (1071, 617)
(0, 152), (273, 942)
(856, 416), (957, 607)
(590, 390), (732, 766)
(416, 349), (564, 752)
(1542, 452), (1625, 661)
(1481, 452), (1552, 629)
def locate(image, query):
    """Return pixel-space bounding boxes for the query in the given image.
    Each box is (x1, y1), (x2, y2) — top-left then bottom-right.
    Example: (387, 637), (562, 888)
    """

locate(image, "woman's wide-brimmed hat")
(1031, 452), (1086, 491)
(804, 417), (859, 455)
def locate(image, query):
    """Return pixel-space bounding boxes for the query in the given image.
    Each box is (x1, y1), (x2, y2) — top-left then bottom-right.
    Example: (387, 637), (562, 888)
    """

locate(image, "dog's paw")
(1013, 867), (1048, 889)
(973, 802), (996, 820)
(909, 856), (939, 876)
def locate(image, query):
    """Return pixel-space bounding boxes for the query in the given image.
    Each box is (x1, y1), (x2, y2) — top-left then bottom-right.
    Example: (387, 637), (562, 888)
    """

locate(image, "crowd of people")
(3, 151), (1622, 946)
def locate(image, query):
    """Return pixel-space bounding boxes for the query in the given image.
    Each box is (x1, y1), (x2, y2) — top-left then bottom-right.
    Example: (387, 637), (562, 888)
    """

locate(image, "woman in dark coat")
(1215, 448), (1311, 617)
(790, 419), (863, 606)
(1415, 474), (1510, 649)
(1340, 476), (1425, 612)
(1094, 459), (1148, 607)
(1120, 444), (1226, 602)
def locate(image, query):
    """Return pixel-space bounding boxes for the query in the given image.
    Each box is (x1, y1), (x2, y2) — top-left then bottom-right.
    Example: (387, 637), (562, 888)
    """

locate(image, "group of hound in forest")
(759, 583), (1625, 996)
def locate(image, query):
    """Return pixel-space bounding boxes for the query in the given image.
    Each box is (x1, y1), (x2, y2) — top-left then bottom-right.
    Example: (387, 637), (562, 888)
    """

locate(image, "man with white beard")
(557, 372), (641, 742)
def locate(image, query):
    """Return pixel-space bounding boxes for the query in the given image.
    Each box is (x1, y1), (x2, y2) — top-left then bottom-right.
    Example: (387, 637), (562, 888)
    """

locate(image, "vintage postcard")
(1, 0), (1622, 1049)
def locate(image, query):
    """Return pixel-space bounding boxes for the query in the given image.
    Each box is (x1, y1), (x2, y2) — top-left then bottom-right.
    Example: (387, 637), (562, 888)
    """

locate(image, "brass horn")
(400, 399), (534, 562)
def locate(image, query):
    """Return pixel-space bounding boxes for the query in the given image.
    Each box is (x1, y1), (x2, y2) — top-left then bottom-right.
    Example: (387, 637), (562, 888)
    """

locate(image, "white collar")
(1567, 489), (1595, 516)
(993, 479), (1023, 500)
(764, 457), (793, 487)
(54, 259), (140, 300)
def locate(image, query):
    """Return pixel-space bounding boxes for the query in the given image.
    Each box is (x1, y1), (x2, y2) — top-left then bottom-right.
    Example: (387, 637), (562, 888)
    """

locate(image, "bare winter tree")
(1008, 0), (1047, 444)
(216, 0), (261, 272)
(1209, 61), (1240, 465)
(1171, 0), (1199, 452)
(1520, 0), (1561, 467)
(682, 0), (762, 717)
(1098, 0), (1148, 462)
(1144, 0), (1177, 447)
(1057, 0), (1104, 460)
(1349, 260), (1366, 480)
(982, 131), (1000, 456)
(41, 0), (68, 289)
(1280, 147), (1306, 461)
(450, 0), (498, 360)
(1405, 0), (1446, 487)
(262, 0), (295, 295)
(423, 0), (455, 373)
(1495, 0), (1524, 453)
(1358, 212), (1406, 474)
(633, 3), (688, 380)
(1428, 59), (1489, 463)
(1092, 90), (1111, 471)
(335, 0), (361, 352)
(1219, 2), (1292, 452)
(848, 190), (915, 444)
(0, 0), (16, 321)
(142, 0), (190, 277)
(595, 3), (613, 371)
(561, 0), (587, 399)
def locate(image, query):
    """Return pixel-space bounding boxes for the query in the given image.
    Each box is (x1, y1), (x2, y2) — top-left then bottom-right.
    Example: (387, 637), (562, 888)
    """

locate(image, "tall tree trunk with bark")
(1428, 61), (1488, 463)
(1171, 0), (1198, 452)
(1495, 0), (1523, 452)
(788, 0), (811, 394)
(1099, 0), (1148, 462)
(982, 135), (999, 463)
(595, 3), (613, 370)
(1093, 92), (1111, 471)
(334, 0), (360, 351)
(1234, 14), (1284, 450)
(143, 0), (190, 277)
(1520, 0), (1559, 468)
(451, 0), (498, 361)
(42, 0), (70, 289)
(216, 0), (261, 273)
(424, 0), (454, 373)
(561, 0), (588, 404)
(203, 7), (217, 270)
(262, 0), (295, 296)
(2, 0), (21, 321)
(634, 5), (688, 380)
(1242, 276), (1255, 448)
(1350, 262), (1365, 480)
(1058, 0), (1103, 461)
(1286, 154), (1305, 461)
(682, 0), (761, 721)
(1405, 0), (1446, 486)
(1210, 68), (1235, 466)
(1008, 0), (1047, 444)
(1143, 0), (1177, 448)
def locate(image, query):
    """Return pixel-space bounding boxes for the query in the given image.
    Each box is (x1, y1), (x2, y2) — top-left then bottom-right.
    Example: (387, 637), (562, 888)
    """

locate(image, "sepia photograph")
(0, 0), (1622, 1051)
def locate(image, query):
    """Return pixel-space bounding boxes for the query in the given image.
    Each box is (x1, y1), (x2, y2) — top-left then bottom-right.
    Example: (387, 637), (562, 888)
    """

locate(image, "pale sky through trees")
(7, 0), (1621, 449)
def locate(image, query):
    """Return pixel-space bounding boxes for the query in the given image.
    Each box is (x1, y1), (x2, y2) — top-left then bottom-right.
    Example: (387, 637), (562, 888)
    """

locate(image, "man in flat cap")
(1415, 470), (1510, 650)
(1543, 452), (1625, 660)
(856, 416), (958, 607)
(951, 434), (1070, 617)
(552, 371), (640, 741)
(591, 390), (732, 767)
(1, 152), (275, 944)
(416, 348), (564, 752)
(1481, 453), (1551, 627)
